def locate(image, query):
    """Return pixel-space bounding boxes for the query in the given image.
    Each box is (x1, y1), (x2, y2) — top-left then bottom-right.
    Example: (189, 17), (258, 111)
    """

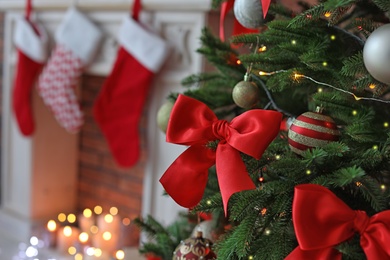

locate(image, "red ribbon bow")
(159, 94), (282, 214)
(286, 184), (390, 260)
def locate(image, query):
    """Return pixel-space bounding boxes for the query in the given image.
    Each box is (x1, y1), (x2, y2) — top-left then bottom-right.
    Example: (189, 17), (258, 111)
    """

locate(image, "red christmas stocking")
(93, 16), (168, 167)
(13, 17), (48, 136)
(37, 7), (102, 133)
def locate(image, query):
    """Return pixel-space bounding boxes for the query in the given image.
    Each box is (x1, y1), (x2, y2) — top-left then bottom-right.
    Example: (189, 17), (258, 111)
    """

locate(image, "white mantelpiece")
(0, 0), (212, 241)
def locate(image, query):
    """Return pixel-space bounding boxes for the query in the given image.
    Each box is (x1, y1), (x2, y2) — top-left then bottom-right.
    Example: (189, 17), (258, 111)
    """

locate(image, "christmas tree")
(137, 0), (390, 259)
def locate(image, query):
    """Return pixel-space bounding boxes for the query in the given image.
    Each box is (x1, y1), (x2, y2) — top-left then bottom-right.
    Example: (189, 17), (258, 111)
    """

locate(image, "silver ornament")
(233, 0), (264, 29)
(363, 24), (390, 85)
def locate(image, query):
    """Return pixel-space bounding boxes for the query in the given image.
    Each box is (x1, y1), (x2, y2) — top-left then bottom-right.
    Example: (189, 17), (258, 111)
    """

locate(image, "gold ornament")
(232, 74), (260, 109)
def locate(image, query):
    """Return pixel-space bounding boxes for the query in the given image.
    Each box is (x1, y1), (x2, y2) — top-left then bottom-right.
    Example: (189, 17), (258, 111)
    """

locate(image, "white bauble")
(233, 0), (264, 29)
(363, 24), (390, 85)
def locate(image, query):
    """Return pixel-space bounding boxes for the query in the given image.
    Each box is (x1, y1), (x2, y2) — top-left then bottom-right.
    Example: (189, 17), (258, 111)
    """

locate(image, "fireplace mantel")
(0, 0), (212, 241)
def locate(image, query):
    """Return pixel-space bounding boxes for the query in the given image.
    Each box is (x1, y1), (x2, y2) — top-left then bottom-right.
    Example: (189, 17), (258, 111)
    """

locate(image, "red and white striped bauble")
(288, 111), (340, 155)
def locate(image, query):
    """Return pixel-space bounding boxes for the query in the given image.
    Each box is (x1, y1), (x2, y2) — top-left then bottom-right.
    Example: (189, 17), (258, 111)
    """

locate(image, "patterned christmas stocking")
(13, 14), (48, 136)
(93, 16), (169, 167)
(37, 7), (102, 133)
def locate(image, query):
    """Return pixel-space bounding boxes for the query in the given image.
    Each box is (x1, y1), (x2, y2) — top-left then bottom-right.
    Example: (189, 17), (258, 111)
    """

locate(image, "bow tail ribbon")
(216, 143), (256, 213)
(160, 145), (215, 209)
(286, 184), (390, 260)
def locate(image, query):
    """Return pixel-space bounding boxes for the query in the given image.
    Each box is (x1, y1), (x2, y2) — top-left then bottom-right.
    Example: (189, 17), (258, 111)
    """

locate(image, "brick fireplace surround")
(0, 0), (213, 244)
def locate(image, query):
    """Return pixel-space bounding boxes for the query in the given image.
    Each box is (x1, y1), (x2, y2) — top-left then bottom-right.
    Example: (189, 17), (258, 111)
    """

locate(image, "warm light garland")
(258, 70), (390, 104)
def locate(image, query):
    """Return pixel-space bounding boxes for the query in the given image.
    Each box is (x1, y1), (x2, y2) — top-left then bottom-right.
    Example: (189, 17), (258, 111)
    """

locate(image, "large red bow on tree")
(286, 184), (390, 260)
(159, 94), (282, 214)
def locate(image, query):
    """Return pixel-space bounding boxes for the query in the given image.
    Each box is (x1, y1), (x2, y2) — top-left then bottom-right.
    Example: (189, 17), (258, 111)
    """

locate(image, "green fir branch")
(372, 0), (390, 11)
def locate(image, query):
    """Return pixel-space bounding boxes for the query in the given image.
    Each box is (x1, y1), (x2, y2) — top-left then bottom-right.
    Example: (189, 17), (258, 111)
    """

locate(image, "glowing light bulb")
(291, 39), (297, 45)
(94, 205), (103, 215)
(352, 110), (358, 116)
(47, 220), (57, 232)
(110, 207), (118, 216)
(384, 122), (389, 128)
(381, 184), (386, 190)
(317, 88), (323, 93)
(102, 231), (112, 241)
(206, 200), (212, 205)
(122, 218), (131, 226)
(324, 11), (331, 17)
(83, 208), (92, 218)
(63, 226), (72, 237)
(322, 61), (328, 66)
(275, 155), (281, 160)
(94, 248), (102, 257)
(90, 225), (99, 234)
(369, 83), (376, 89)
(259, 177), (264, 182)
(236, 59), (242, 65)
(75, 253), (83, 260)
(79, 232), (89, 243)
(258, 46), (267, 52)
(356, 181), (362, 187)
(68, 246), (77, 255)
(30, 236), (39, 246)
(62, 226), (72, 237)
(104, 214), (114, 223)
(58, 213), (67, 222)
(116, 250), (125, 260)
(330, 35), (336, 40)
(294, 73), (303, 80)
(86, 247), (95, 256)
(306, 169), (311, 175)
(260, 208), (267, 216)
(67, 213), (76, 223)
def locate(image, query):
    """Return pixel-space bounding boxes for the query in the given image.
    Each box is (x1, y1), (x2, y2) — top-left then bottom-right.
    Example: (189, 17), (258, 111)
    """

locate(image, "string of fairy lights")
(235, 29), (390, 195)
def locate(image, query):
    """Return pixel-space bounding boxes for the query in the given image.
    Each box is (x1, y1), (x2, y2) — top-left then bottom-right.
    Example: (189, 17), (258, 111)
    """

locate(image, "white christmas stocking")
(37, 7), (102, 132)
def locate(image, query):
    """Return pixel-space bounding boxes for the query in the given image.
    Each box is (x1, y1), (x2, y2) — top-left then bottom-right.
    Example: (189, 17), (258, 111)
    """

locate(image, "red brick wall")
(77, 75), (146, 244)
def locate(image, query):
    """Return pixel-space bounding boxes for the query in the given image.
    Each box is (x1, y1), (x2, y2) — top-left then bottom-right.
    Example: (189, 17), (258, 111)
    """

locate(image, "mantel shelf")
(0, 0), (212, 12)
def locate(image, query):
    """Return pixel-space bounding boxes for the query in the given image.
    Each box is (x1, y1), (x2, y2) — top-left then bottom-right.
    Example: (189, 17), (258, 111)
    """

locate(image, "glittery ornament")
(173, 231), (216, 260)
(234, 0), (264, 29)
(232, 75), (260, 109)
(157, 100), (174, 133)
(288, 110), (340, 155)
(363, 24), (390, 84)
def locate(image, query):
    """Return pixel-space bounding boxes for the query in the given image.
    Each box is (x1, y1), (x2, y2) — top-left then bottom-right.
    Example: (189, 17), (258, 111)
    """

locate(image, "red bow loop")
(160, 94), (282, 215)
(166, 95), (217, 145)
(286, 184), (390, 260)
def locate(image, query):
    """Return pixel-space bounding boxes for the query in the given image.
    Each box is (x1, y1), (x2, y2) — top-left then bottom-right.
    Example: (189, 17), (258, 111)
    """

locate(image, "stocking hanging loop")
(132, 0), (141, 21)
(25, 0), (32, 20)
